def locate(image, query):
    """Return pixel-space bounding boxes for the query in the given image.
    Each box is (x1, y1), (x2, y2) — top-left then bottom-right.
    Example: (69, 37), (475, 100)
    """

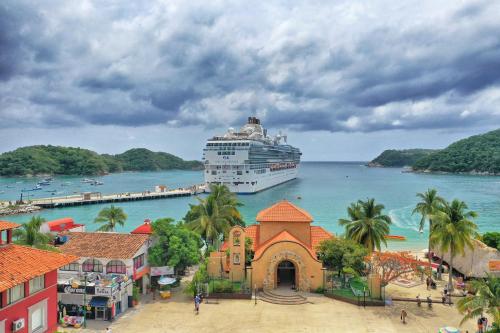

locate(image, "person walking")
(105, 328), (112, 333)
(194, 294), (201, 315)
(400, 309), (407, 324)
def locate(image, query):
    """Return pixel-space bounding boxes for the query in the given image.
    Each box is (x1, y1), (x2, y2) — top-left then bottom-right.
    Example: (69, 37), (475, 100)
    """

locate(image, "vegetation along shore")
(368, 128), (500, 175)
(0, 145), (204, 176)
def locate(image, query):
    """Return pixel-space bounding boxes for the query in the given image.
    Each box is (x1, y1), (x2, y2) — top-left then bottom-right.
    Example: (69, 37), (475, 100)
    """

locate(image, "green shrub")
(314, 286), (325, 294)
(482, 232), (500, 250)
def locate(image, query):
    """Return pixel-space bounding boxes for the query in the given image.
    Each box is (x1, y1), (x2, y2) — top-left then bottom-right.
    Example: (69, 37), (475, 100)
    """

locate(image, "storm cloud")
(1, 0), (500, 132)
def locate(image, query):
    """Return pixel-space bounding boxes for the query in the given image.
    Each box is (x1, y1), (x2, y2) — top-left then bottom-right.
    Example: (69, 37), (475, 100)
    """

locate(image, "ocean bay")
(2, 162), (499, 251)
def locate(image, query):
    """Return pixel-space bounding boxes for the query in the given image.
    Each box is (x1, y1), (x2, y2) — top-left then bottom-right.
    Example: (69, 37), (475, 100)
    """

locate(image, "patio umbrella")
(158, 276), (176, 286)
(438, 327), (460, 333)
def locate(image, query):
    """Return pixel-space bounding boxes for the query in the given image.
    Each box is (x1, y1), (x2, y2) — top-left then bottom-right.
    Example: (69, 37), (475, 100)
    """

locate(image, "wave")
(388, 205), (422, 232)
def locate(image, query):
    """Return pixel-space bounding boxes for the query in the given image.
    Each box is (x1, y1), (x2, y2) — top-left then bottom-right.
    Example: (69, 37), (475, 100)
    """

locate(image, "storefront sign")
(95, 286), (114, 296)
(57, 284), (95, 294)
(151, 266), (174, 276)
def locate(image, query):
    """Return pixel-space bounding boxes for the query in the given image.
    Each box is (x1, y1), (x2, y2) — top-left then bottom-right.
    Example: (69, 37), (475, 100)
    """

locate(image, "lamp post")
(363, 287), (366, 308)
(254, 284), (257, 305)
(83, 273), (88, 328)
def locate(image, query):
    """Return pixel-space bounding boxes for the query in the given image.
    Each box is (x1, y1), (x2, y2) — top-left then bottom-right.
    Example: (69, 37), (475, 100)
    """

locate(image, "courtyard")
(61, 281), (476, 333)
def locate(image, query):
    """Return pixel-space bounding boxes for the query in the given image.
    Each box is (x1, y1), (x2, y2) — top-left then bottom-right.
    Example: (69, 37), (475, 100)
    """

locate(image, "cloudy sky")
(1, 0), (499, 161)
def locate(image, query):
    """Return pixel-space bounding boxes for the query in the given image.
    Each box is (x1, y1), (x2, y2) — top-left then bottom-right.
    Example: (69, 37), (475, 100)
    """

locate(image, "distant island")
(0, 146), (204, 176)
(368, 128), (500, 175)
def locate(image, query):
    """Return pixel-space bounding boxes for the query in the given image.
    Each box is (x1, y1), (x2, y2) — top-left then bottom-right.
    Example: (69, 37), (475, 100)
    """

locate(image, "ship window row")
(207, 142), (250, 147)
(218, 151), (235, 155)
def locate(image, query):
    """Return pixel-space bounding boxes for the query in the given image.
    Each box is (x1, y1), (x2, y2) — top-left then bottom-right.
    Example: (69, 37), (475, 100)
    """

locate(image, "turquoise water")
(2, 162), (499, 251)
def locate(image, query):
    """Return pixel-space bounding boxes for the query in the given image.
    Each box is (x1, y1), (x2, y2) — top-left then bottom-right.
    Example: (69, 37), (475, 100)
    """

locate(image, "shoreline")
(367, 165), (500, 176)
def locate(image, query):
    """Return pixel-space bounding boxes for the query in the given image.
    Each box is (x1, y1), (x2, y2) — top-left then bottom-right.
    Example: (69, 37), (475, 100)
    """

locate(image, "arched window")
(233, 231), (241, 246)
(106, 260), (126, 274)
(82, 259), (103, 272)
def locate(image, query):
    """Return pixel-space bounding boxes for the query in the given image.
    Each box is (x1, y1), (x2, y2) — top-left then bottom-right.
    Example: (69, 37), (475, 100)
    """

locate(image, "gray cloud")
(1, 0), (500, 133)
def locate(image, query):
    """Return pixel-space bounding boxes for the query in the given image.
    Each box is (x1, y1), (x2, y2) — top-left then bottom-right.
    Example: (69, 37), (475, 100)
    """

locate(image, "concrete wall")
(432, 239), (500, 278)
(0, 270), (59, 333)
(251, 241), (323, 291)
(259, 222), (311, 247)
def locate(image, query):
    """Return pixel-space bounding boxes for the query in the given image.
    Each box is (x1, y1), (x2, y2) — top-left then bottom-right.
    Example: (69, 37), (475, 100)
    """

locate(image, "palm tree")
(13, 216), (55, 250)
(339, 198), (392, 252)
(412, 189), (445, 277)
(207, 184), (244, 227)
(94, 205), (127, 232)
(186, 195), (239, 246)
(430, 199), (478, 291)
(457, 274), (499, 327)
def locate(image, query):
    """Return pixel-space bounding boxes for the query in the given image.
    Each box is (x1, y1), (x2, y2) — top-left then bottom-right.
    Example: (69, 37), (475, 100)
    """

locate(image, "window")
(233, 231), (241, 246)
(60, 262), (79, 271)
(29, 275), (45, 294)
(106, 260), (126, 274)
(233, 253), (240, 265)
(28, 299), (47, 333)
(7, 284), (24, 304)
(133, 254), (144, 270)
(82, 259), (103, 272)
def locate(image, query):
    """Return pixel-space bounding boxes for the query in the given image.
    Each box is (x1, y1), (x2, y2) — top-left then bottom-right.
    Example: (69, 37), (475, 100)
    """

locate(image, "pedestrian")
(106, 328), (112, 333)
(426, 277), (430, 290)
(400, 309), (407, 324)
(482, 316), (488, 332)
(194, 294), (201, 315)
(477, 317), (483, 333)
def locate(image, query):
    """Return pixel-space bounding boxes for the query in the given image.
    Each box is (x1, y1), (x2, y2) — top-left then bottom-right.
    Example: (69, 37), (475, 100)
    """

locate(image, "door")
(95, 307), (106, 320)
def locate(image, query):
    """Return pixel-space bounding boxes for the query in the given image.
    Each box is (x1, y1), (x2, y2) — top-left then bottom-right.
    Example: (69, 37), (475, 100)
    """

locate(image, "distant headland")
(368, 128), (500, 175)
(0, 146), (204, 176)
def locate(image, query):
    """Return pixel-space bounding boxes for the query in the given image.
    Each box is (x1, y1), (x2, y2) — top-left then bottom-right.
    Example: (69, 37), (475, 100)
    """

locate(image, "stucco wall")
(251, 241), (323, 291)
(259, 222), (311, 247)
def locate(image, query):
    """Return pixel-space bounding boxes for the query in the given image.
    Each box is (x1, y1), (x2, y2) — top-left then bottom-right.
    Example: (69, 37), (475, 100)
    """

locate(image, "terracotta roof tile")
(0, 244), (78, 292)
(59, 232), (149, 259)
(311, 226), (334, 250)
(0, 220), (21, 232)
(131, 220), (153, 235)
(256, 200), (313, 223)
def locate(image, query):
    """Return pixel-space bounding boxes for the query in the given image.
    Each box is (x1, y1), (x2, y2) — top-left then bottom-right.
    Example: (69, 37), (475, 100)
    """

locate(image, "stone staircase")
(258, 289), (310, 305)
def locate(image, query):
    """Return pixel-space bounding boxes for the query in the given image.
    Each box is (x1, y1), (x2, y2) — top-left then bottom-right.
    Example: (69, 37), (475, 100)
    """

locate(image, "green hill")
(368, 149), (437, 167)
(412, 129), (500, 174)
(0, 145), (203, 176)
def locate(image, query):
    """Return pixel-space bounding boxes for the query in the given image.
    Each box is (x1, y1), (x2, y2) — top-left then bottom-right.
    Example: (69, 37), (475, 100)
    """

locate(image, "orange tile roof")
(256, 200), (313, 223)
(0, 244), (78, 292)
(253, 230), (317, 260)
(58, 232), (149, 259)
(130, 220), (153, 235)
(0, 220), (21, 232)
(311, 226), (334, 250)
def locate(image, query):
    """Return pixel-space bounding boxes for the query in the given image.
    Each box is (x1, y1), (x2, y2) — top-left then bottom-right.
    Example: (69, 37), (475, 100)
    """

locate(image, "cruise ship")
(203, 117), (301, 193)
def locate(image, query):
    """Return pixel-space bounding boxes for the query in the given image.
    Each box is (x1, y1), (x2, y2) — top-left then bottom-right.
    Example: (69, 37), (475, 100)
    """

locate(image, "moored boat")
(384, 235), (406, 241)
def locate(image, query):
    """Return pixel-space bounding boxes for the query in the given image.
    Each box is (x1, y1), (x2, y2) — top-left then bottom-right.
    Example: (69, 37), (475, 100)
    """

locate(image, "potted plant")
(132, 285), (140, 306)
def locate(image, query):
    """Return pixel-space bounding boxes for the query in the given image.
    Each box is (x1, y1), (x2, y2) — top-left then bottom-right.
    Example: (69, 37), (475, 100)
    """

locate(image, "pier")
(27, 185), (206, 209)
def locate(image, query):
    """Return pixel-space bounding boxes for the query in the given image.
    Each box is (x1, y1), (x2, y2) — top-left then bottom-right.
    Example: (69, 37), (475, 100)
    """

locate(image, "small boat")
(81, 178), (95, 183)
(384, 235), (406, 241)
(6, 185), (14, 188)
(90, 181), (104, 186)
(22, 185), (43, 192)
(38, 181), (51, 186)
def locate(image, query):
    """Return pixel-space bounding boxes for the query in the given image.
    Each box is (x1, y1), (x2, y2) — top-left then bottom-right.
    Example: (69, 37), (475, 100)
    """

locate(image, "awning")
(158, 276), (176, 286)
(89, 296), (108, 307)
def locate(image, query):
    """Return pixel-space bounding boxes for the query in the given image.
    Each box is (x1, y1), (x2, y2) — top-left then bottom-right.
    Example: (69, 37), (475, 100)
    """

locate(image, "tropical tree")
(13, 216), (55, 251)
(185, 184), (243, 247)
(412, 188), (445, 276)
(457, 275), (500, 327)
(430, 199), (478, 291)
(317, 238), (368, 284)
(94, 205), (127, 232)
(370, 251), (429, 287)
(148, 218), (203, 275)
(338, 198), (392, 252)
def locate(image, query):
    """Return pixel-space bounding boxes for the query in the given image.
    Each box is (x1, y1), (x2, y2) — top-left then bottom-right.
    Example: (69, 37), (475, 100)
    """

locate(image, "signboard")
(150, 266), (174, 276)
(95, 286), (114, 296)
(57, 284), (95, 294)
(489, 260), (500, 272)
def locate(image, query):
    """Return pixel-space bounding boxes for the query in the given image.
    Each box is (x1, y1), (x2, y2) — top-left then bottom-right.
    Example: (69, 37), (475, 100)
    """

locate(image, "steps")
(258, 289), (310, 305)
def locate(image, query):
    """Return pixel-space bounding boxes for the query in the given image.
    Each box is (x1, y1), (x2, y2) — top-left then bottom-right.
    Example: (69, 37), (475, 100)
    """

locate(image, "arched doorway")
(276, 260), (296, 288)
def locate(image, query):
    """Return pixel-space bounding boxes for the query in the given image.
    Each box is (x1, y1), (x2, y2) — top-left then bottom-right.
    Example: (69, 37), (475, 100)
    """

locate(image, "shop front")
(57, 273), (132, 325)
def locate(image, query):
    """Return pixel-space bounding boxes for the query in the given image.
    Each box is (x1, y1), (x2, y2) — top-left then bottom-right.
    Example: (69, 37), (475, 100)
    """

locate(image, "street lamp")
(83, 273), (88, 328)
(254, 284), (257, 305)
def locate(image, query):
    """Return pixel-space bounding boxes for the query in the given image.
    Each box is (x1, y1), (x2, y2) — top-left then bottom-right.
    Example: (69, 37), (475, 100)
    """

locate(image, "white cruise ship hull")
(205, 166), (299, 194)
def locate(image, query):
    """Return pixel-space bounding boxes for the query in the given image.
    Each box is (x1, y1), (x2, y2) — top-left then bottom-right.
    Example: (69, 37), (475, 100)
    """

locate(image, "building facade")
(56, 232), (151, 321)
(0, 221), (78, 333)
(208, 201), (333, 291)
